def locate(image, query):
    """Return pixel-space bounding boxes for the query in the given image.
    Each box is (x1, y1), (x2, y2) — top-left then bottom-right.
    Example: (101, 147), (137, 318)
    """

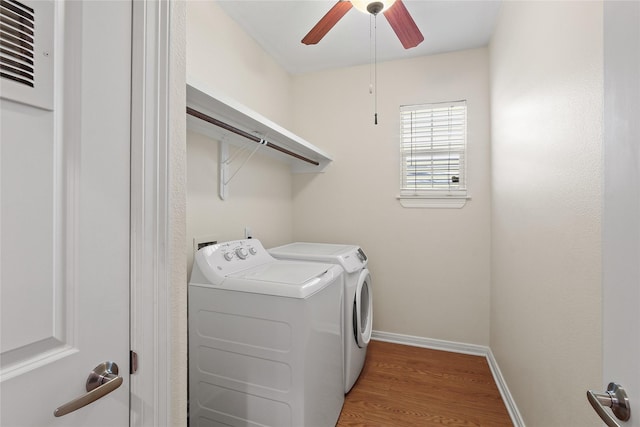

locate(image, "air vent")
(0, 0), (35, 88)
(0, 0), (53, 110)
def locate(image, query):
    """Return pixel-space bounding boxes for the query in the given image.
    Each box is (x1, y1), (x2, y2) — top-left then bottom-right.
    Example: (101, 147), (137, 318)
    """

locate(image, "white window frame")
(397, 100), (468, 208)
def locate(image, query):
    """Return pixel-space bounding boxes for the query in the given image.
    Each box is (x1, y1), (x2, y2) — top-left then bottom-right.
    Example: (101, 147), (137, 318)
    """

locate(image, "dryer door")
(354, 269), (373, 348)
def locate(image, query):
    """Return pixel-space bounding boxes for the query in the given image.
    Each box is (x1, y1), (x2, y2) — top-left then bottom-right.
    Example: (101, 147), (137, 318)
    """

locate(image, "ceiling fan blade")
(302, 1), (353, 45)
(383, 0), (424, 49)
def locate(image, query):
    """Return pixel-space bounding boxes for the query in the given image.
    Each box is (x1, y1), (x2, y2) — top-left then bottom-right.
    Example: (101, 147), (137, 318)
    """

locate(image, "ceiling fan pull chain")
(374, 13), (378, 125)
(368, 12), (379, 125)
(369, 14), (373, 95)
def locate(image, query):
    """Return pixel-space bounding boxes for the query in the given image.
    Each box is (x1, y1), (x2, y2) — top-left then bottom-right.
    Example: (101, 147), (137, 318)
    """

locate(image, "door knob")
(587, 382), (630, 427)
(54, 361), (123, 417)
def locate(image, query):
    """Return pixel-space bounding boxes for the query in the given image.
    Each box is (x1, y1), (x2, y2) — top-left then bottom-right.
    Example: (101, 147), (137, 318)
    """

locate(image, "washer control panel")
(339, 249), (367, 273)
(218, 240), (266, 263)
(194, 238), (275, 282)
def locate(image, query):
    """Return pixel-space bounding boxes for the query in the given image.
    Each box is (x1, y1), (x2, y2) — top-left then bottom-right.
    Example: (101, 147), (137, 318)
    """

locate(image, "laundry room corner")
(290, 49), (492, 347)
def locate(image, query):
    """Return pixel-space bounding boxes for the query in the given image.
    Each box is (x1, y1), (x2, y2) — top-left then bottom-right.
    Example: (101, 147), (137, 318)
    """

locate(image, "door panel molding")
(1, 0), (74, 381)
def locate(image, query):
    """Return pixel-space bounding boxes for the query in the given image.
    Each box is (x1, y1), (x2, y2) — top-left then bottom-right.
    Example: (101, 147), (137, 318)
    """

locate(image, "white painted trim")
(485, 347), (526, 427)
(372, 330), (486, 356)
(397, 196), (469, 208)
(371, 330), (525, 427)
(129, 1), (172, 426)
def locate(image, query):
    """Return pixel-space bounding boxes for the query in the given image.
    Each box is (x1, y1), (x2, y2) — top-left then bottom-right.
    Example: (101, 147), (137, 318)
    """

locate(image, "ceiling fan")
(302, 0), (424, 49)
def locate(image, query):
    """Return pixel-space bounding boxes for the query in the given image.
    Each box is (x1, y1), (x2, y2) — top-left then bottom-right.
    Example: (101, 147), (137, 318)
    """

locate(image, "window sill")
(396, 195), (470, 209)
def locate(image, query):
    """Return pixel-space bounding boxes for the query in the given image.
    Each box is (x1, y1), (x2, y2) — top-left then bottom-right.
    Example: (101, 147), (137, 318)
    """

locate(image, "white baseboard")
(485, 346), (525, 427)
(371, 330), (525, 427)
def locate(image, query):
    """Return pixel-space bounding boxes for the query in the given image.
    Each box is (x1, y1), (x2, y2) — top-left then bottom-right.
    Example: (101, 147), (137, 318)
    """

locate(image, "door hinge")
(130, 350), (138, 374)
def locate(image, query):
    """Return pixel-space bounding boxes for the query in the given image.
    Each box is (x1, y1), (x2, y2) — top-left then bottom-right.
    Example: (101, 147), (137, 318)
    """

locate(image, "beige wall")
(186, 0), (293, 128)
(186, 131), (295, 268)
(489, 2), (603, 426)
(185, 0), (295, 273)
(291, 49), (492, 346)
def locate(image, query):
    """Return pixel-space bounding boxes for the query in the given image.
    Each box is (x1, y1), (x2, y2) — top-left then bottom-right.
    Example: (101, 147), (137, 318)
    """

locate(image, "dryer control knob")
(248, 247), (257, 255)
(223, 252), (234, 261)
(235, 247), (248, 260)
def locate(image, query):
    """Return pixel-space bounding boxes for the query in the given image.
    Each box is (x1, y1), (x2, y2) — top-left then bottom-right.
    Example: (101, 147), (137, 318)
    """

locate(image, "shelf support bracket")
(219, 138), (266, 200)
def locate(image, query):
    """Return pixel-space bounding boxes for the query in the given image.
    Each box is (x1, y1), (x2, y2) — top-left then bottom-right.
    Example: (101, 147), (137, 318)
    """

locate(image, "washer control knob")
(235, 247), (248, 260)
(248, 247), (257, 255)
(223, 252), (234, 261)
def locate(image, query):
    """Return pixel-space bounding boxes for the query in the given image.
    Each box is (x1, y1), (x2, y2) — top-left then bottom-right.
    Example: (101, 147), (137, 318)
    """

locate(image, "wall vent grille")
(0, 0), (35, 87)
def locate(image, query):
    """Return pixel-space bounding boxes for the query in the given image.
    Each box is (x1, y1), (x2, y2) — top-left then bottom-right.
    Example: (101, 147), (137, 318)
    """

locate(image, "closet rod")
(187, 107), (320, 166)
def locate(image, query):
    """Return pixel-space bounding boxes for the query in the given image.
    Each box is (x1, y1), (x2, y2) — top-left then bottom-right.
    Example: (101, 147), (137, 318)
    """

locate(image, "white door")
(1, 1), (131, 426)
(595, 1), (640, 426)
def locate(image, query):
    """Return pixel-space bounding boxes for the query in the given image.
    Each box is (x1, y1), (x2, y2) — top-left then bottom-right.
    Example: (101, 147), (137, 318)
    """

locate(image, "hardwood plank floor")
(336, 340), (513, 427)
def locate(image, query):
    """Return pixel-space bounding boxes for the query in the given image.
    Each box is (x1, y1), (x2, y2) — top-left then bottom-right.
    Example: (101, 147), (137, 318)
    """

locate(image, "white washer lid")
(270, 242), (355, 257)
(230, 261), (331, 284)
(218, 261), (341, 298)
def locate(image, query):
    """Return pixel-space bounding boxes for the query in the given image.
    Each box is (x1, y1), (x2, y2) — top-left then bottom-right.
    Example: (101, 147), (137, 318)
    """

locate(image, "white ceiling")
(217, 0), (502, 75)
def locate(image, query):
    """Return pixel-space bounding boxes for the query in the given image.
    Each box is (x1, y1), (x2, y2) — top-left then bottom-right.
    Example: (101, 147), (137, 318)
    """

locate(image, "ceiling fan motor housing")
(367, 1), (384, 15)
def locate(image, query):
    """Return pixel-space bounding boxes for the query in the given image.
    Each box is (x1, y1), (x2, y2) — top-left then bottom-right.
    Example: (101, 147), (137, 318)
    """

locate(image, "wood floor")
(336, 340), (513, 427)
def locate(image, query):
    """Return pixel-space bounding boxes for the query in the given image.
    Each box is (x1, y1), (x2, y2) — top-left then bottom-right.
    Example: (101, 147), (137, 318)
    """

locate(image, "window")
(398, 100), (468, 208)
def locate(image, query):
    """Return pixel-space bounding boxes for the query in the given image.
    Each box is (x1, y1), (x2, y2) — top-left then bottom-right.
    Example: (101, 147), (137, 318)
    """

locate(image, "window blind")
(400, 101), (467, 195)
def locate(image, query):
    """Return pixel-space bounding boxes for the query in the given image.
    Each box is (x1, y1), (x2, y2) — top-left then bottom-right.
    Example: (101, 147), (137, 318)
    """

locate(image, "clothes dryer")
(189, 239), (344, 427)
(269, 242), (372, 393)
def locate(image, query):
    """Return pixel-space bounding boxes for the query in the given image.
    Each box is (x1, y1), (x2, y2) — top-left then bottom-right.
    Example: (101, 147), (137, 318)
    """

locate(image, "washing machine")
(269, 242), (372, 393)
(188, 239), (344, 427)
